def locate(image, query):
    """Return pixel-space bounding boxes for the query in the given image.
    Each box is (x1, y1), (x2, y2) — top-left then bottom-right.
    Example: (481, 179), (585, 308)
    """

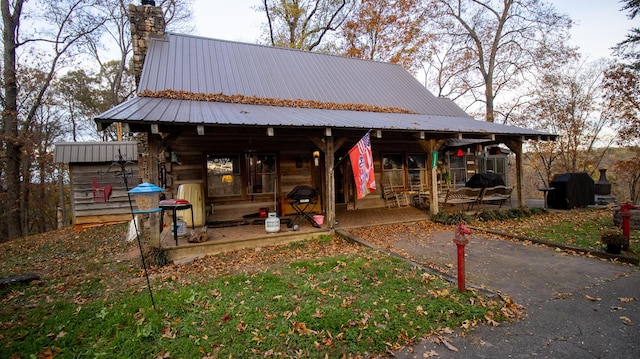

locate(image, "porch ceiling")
(95, 98), (556, 141)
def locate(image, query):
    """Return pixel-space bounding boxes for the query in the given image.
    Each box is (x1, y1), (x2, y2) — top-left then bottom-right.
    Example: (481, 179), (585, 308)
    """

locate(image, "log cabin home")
(92, 3), (555, 241)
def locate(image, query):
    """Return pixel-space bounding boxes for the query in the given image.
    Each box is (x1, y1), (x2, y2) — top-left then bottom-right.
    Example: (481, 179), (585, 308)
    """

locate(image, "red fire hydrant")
(453, 223), (472, 292)
(621, 202), (638, 252)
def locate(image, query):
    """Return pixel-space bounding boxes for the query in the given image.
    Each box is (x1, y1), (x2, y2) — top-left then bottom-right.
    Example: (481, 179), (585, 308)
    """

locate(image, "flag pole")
(333, 129), (372, 170)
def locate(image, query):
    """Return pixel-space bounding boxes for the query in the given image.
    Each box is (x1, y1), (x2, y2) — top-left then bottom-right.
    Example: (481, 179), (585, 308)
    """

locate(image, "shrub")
(600, 229), (629, 246)
(431, 211), (471, 225)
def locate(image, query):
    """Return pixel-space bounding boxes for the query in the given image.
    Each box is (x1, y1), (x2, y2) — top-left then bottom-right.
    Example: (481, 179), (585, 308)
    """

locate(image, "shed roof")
(54, 141), (138, 163)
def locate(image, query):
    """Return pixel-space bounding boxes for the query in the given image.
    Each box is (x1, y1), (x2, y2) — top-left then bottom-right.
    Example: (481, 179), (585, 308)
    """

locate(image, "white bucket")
(172, 217), (188, 237)
(265, 213), (280, 233)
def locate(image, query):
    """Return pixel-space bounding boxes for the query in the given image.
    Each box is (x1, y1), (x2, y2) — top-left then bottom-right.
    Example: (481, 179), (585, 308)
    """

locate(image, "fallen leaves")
(139, 89), (417, 114)
(618, 297), (637, 303)
(291, 321), (317, 335)
(161, 326), (175, 339)
(431, 335), (458, 352)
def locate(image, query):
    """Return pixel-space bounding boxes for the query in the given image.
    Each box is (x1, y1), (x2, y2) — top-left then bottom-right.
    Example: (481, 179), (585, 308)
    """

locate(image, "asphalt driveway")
(344, 229), (640, 358)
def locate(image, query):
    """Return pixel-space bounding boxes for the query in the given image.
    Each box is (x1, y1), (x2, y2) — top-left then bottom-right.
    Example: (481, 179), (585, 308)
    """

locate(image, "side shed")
(54, 141), (141, 229)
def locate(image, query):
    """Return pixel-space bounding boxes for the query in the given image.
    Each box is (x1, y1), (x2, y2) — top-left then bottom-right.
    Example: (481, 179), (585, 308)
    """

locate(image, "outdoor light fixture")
(313, 150), (320, 166)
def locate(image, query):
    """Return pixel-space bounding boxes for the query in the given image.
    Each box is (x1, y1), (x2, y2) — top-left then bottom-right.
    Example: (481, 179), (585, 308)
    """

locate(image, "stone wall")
(613, 208), (640, 230)
(128, 3), (165, 86)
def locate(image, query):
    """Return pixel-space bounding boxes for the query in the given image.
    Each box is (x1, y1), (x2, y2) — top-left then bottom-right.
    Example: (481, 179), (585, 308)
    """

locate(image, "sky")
(190, 0), (634, 61)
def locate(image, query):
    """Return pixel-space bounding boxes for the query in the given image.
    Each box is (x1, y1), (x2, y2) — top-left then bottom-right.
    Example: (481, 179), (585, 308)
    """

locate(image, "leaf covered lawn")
(0, 223), (521, 358)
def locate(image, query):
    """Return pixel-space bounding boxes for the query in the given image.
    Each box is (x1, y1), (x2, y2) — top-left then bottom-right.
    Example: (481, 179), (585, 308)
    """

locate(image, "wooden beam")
(324, 137), (336, 229)
(424, 139), (446, 214)
(504, 138), (524, 207)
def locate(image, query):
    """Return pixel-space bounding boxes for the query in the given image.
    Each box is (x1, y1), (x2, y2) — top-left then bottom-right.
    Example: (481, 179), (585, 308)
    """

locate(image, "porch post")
(325, 137), (336, 229)
(428, 139), (439, 214)
(310, 135), (340, 230)
(505, 138), (525, 208)
(419, 139), (443, 215)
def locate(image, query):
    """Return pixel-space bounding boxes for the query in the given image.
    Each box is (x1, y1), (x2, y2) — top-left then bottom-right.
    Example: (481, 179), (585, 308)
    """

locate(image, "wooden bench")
(479, 185), (513, 208)
(439, 187), (483, 210)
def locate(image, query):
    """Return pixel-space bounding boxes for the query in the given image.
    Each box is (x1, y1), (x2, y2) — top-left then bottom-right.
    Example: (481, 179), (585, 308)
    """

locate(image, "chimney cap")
(141, 0), (156, 5)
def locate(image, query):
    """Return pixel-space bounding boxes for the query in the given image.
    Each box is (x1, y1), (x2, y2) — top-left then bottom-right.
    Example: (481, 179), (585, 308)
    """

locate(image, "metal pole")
(114, 150), (156, 309)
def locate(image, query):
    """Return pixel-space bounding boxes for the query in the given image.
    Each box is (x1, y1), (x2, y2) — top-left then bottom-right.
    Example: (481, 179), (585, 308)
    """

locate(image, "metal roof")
(54, 141), (138, 163)
(138, 33), (469, 117)
(96, 98), (551, 138)
(94, 33), (556, 139)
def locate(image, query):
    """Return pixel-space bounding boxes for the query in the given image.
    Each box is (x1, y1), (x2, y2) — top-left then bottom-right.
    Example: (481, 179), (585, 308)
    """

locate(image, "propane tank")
(265, 212), (281, 233)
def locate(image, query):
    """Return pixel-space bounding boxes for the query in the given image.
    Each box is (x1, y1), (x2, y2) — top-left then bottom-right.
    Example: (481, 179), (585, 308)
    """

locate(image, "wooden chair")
(410, 178), (430, 208)
(382, 182), (409, 208)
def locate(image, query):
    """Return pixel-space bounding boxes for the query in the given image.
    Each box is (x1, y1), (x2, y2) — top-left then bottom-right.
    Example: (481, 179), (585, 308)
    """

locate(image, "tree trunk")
(485, 79), (495, 123)
(1, 0), (25, 240)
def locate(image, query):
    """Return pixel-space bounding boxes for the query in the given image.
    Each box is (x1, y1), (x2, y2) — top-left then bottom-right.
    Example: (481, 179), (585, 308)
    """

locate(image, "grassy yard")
(473, 207), (640, 260)
(0, 224), (518, 358)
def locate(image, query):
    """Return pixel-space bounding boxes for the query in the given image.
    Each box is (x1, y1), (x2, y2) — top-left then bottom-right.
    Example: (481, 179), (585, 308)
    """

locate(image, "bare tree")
(260, 0), (352, 51)
(424, 0), (573, 123)
(83, 0), (193, 115)
(1, 0), (105, 240)
(516, 58), (613, 181)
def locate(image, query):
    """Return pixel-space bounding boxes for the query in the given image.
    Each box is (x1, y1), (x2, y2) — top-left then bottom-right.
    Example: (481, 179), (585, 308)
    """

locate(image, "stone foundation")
(613, 208), (640, 230)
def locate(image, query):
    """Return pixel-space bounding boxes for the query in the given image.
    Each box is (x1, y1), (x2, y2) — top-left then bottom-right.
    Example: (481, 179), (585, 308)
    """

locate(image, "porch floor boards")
(160, 198), (545, 261)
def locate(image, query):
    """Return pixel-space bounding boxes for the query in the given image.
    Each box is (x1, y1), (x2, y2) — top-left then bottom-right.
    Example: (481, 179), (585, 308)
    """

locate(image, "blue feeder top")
(128, 182), (163, 194)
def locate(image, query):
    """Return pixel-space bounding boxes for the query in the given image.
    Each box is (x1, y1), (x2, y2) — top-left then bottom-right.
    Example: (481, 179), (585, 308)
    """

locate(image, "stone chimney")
(129, 2), (165, 86)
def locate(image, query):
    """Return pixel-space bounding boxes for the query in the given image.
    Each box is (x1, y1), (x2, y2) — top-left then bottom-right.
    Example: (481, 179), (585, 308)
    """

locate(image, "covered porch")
(160, 198), (545, 261)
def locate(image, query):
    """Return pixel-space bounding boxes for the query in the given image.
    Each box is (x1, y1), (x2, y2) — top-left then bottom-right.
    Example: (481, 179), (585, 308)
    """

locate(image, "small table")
(160, 203), (195, 246)
(537, 187), (555, 208)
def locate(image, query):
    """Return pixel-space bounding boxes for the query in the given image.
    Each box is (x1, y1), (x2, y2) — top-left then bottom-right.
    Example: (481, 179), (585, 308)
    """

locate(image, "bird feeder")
(128, 182), (163, 213)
